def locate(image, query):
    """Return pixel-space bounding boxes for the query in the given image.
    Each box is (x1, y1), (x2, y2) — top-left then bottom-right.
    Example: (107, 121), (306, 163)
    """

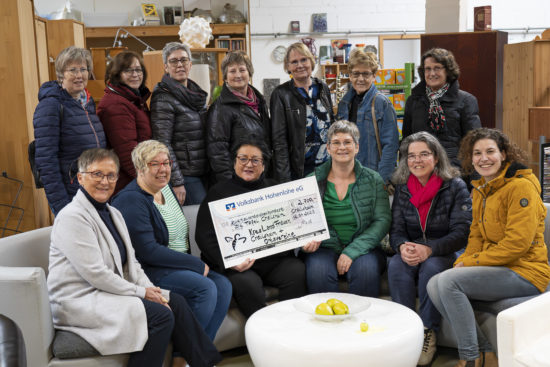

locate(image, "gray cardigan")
(47, 190), (169, 355)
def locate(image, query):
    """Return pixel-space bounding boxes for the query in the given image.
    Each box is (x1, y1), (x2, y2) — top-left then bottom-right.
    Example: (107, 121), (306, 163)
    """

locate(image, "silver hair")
(162, 42), (192, 64)
(131, 140), (170, 173)
(55, 46), (93, 82)
(392, 131), (460, 184)
(327, 120), (360, 145)
(78, 148), (120, 172)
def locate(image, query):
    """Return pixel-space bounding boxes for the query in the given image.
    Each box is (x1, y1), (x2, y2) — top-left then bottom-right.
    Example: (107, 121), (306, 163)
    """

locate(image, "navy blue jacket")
(112, 179), (205, 283)
(389, 177), (472, 256)
(33, 81), (106, 214)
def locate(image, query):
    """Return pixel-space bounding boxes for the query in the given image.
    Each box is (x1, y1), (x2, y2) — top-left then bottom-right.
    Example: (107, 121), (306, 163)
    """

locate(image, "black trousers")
(128, 292), (222, 367)
(225, 254), (307, 318)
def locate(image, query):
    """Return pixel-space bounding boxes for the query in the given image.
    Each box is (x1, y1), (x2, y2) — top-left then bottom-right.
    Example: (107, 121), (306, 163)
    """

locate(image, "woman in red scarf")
(206, 51), (271, 183)
(388, 131), (472, 367)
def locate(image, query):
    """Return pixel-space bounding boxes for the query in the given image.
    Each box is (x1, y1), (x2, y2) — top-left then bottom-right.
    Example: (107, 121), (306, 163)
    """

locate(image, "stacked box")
(395, 69), (406, 84)
(375, 69), (396, 85)
(393, 93), (406, 111)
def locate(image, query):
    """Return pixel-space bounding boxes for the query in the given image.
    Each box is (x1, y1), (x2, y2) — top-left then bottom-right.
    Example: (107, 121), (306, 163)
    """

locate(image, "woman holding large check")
(302, 120), (391, 297)
(196, 134), (307, 318)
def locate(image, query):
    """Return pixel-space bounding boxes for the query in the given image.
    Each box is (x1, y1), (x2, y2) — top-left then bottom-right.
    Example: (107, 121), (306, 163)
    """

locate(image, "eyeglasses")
(122, 68), (143, 75)
(407, 152), (434, 161)
(236, 155), (263, 167)
(65, 67), (89, 76)
(350, 71), (373, 79)
(167, 57), (190, 66)
(329, 140), (355, 148)
(81, 171), (118, 183)
(147, 160), (173, 170)
(289, 57), (309, 66)
(424, 66), (444, 74)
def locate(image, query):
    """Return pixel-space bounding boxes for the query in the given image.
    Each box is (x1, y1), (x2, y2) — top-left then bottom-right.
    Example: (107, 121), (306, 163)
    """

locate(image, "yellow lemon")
(332, 302), (349, 315)
(315, 302), (334, 315)
(360, 322), (369, 332)
(326, 298), (343, 308)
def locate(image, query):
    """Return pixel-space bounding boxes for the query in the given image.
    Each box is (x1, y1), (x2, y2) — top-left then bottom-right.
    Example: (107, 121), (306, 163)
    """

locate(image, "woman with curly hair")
(427, 128), (550, 367)
(403, 48), (481, 168)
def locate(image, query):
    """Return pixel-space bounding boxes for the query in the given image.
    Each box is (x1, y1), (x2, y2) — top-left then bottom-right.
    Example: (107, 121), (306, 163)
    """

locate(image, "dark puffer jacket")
(270, 78), (334, 182)
(207, 83), (271, 182)
(97, 83), (152, 193)
(151, 74), (208, 186)
(33, 81), (106, 214)
(389, 177), (472, 256)
(403, 80), (481, 167)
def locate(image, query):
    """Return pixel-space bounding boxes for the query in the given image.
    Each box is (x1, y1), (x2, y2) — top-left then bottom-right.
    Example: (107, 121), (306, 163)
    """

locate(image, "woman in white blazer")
(47, 148), (221, 367)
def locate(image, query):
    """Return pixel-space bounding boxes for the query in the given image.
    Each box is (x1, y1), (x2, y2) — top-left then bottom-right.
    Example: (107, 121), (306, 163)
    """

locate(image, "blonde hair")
(348, 49), (379, 74)
(131, 140), (170, 173)
(284, 42), (316, 74)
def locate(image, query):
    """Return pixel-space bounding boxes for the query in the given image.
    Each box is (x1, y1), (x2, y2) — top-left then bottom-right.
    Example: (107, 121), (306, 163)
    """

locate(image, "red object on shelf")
(325, 73), (336, 78)
(474, 6), (491, 31)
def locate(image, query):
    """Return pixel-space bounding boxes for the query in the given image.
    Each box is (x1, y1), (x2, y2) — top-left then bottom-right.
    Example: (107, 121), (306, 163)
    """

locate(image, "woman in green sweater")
(302, 120), (391, 296)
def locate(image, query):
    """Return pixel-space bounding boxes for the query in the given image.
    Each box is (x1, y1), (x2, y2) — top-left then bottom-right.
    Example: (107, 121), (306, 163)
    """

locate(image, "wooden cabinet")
(0, 0), (52, 235)
(321, 63), (349, 107)
(421, 31), (508, 129)
(34, 16), (49, 85)
(45, 19), (86, 80)
(503, 40), (550, 175)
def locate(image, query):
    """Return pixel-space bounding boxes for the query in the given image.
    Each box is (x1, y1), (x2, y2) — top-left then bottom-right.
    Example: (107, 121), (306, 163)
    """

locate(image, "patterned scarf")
(407, 173), (443, 231)
(227, 83), (260, 115)
(426, 83), (449, 132)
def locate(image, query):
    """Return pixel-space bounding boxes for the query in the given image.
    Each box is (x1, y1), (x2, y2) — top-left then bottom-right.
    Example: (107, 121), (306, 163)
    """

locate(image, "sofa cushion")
(52, 330), (99, 359)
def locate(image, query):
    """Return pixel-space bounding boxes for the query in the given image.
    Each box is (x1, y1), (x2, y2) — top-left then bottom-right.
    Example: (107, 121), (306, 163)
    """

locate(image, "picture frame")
(312, 13), (327, 33)
(290, 21), (300, 33)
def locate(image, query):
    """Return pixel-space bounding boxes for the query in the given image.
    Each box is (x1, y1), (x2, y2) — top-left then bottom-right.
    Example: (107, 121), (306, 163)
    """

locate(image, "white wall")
(34, 0), (550, 93)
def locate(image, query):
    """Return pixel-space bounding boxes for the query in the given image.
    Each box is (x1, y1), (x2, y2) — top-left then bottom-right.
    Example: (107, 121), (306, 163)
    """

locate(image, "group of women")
(33, 42), (550, 367)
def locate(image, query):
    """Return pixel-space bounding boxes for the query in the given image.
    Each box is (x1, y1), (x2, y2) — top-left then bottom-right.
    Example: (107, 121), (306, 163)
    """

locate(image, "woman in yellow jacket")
(427, 128), (550, 367)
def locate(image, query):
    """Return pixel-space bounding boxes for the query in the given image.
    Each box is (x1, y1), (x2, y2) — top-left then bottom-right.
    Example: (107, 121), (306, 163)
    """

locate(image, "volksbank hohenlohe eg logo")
(225, 202), (236, 211)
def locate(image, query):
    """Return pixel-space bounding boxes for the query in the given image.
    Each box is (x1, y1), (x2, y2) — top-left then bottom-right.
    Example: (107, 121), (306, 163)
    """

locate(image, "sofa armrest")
(497, 291), (550, 367)
(0, 266), (55, 366)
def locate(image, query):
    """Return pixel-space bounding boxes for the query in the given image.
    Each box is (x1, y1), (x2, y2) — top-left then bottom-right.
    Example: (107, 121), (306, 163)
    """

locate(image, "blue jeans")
(183, 175), (207, 205)
(427, 266), (540, 361)
(304, 247), (386, 296)
(388, 253), (455, 330)
(156, 269), (232, 341)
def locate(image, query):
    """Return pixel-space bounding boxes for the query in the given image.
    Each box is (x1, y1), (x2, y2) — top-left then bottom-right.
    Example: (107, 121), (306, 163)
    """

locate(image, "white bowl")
(293, 292), (371, 322)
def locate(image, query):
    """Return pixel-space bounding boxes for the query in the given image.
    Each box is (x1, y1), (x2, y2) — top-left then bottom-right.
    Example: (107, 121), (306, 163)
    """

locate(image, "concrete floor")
(218, 346), (462, 367)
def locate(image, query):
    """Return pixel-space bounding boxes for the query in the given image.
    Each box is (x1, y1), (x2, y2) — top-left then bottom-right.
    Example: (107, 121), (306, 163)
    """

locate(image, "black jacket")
(403, 80), (481, 167)
(151, 74), (208, 185)
(269, 78), (334, 182)
(389, 177), (472, 256)
(207, 84), (271, 183)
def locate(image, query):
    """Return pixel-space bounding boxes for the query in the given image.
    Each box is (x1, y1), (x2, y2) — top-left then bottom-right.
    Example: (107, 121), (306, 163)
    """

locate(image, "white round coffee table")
(245, 293), (423, 367)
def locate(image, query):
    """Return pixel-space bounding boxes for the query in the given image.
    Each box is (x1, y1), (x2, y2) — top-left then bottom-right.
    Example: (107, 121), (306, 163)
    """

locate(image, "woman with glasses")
(270, 42), (334, 183)
(336, 49), (399, 185)
(196, 134), (307, 318)
(303, 121), (390, 297)
(97, 51), (152, 194)
(112, 140), (232, 342)
(33, 46), (106, 214)
(403, 48), (480, 169)
(151, 42), (209, 205)
(207, 51), (271, 183)
(388, 131), (472, 367)
(48, 148), (221, 367)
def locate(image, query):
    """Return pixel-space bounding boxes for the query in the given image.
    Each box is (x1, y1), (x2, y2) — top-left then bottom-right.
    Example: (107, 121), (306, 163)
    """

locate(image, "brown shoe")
(453, 357), (482, 367)
(483, 351), (498, 367)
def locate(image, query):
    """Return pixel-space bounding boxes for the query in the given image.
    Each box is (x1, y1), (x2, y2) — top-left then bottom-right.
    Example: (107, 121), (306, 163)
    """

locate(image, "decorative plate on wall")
(272, 45), (287, 63)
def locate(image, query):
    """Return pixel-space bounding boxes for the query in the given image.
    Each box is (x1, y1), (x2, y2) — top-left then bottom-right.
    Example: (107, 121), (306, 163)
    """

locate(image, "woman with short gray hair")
(388, 131), (472, 367)
(33, 46), (106, 214)
(150, 42), (208, 205)
(207, 50), (271, 182)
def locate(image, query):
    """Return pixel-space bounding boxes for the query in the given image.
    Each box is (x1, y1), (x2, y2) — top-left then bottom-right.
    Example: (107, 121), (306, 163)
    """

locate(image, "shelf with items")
(215, 37), (246, 51)
(321, 63), (349, 108)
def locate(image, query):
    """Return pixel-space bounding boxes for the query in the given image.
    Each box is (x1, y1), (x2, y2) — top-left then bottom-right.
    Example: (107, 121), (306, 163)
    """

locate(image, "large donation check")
(208, 176), (330, 268)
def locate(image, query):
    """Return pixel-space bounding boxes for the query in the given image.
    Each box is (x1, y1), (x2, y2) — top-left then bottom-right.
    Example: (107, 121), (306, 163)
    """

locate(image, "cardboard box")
(375, 69), (396, 85)
(393, 93), (406, 111)
(386, 95), (394, 105)
(395, 69), (406, 84)
(474, 6), (491, 31)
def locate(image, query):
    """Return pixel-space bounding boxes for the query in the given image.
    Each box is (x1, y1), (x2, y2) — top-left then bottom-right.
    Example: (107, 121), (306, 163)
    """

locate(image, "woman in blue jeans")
(113, 140), (232, 341)
(427, 128), (550, 367)
(388, 131), (472, 367)
(302, 120), (390, 296)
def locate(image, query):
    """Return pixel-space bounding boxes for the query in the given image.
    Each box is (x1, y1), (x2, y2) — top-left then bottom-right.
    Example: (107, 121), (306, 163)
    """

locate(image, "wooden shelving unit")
(321, 63), (349, 108)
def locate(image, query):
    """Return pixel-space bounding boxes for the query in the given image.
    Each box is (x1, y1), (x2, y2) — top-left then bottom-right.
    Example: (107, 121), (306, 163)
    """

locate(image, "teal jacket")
(311, 159), (391, 260)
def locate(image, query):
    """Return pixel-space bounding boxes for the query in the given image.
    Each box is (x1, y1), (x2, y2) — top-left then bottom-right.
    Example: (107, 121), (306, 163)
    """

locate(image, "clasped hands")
(145, 286), (170, 309)
(399, 242), (432, 266)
